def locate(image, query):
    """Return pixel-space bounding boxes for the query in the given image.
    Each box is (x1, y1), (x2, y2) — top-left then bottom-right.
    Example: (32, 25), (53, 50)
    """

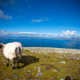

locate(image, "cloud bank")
(0, 30), (80, 38)
(0, 9), (12, 19)
(61, 30), (77, 38)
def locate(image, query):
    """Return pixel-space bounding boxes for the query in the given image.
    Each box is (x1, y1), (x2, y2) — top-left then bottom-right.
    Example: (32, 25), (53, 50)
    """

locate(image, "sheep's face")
(0, 44), (4, 49)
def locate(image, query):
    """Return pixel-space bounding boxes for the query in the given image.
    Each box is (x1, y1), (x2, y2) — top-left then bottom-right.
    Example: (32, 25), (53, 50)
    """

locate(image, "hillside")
(0, 47), (80, 80)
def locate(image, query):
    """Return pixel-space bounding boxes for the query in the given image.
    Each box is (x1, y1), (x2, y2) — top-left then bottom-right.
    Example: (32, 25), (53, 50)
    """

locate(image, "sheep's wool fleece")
(3, 42), (23, 60)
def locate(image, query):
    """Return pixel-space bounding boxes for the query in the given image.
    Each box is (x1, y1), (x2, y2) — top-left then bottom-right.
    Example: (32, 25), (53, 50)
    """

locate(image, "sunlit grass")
(0, 50), (80, 80)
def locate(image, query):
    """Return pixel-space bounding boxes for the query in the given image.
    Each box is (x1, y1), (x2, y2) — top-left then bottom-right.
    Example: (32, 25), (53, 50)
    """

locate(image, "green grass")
(0, 50), (80, 80)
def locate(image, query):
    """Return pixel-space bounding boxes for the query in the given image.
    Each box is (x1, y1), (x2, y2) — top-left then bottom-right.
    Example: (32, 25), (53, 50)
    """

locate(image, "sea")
(0, 38), (80, 49)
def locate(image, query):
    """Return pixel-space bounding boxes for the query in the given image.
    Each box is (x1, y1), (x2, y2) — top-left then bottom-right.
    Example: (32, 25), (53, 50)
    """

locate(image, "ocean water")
(0, 38), (80, 49)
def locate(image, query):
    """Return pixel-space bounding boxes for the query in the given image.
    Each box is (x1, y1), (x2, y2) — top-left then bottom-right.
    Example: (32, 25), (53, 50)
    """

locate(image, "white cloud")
(0, 30), (80, 38)
(0, 9), (13, 19)
(32, 17), (49, 23)
(61, 30), (77, 38)
(32, 19), (43, 22)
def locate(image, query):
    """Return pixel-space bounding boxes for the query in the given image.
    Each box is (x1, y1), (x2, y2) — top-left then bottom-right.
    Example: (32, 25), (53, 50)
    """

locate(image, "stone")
(65, 75), (73, 80)
(78, 65), (80, 68)
(14, 74), (18, 79)
(4, 79), (10, 80)
(53, 70), (58, 72)
(52, 62), (54, 64)
(36, 72), (43, 76)
(59, 61), (66, 64)
(28, 71), (32, 73)
(60, 78), (64, 80)
(34, 67), (36, 69)
(4, 62), (6, 64)
(38, 66), (40, 72)
(58, 56), (63, 58)
(27, 71), (32, 76)
(22, 54), (28, 57)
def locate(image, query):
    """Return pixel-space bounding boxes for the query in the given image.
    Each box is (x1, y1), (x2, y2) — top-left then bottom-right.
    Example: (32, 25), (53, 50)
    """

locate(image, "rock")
(59, 61), (66, 64)
(53, 70), (58, 72)
(34, 67), (36, 69)
(52, 62), (54, 64)
(58, 56), (63, 58)
(65, 75), (73, 80)
(4, 62), (6, 64)
(60, 78), (64, 80)
(22, 54), (28, 57)
(28, 71), (32, 73)
(4, 79), (10, 80)
(38, 66), (40, 72)
(27, 71), (32, 76)
(14, 74), (18, 79)
(36, 72), (43, 76)
(78, 65), (80, 68)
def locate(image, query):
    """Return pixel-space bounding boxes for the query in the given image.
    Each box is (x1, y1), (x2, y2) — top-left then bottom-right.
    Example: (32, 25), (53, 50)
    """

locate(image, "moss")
(0, 50), (80, 80)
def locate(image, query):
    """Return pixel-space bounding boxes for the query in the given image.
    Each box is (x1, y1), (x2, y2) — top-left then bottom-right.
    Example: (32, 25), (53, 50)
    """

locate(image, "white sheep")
(0, 42), (23, 69)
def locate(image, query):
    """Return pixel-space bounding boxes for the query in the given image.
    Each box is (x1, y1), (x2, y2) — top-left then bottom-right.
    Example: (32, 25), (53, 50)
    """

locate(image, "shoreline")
(24, 47), (80, 54)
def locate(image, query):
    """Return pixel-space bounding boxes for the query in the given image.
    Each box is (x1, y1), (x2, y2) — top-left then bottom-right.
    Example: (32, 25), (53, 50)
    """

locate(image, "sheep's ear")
(2, 44), (4, 48)
(0, 44), (4, 48)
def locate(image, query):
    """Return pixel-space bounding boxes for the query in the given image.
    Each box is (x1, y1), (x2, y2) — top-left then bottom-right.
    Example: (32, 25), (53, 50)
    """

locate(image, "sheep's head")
(0, 43), (4, 49)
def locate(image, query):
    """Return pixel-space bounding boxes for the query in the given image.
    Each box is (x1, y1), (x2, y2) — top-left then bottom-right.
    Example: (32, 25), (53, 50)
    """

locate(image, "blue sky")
(0, 0), (80, 38)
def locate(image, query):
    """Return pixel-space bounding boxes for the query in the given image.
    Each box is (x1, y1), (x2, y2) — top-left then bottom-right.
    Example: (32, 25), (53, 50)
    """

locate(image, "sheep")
(0, 42), (23, 69)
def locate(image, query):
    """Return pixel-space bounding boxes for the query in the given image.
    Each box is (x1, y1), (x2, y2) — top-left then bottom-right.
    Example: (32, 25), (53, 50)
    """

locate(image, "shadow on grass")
(19, 55), (39, 69)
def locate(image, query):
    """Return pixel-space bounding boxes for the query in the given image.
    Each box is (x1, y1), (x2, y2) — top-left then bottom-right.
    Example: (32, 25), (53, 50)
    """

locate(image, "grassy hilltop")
(0, 48), (80, 80)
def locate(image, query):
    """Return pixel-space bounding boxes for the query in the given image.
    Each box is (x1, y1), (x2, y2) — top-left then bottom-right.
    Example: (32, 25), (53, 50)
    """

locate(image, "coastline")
(24, 47), (80, 54)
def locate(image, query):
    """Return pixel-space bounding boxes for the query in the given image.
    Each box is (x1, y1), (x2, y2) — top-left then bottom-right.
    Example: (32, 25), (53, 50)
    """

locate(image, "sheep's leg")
(12, 58), (15, 69)
(17, 59), (19, 68)
(7, 59), (9, 66)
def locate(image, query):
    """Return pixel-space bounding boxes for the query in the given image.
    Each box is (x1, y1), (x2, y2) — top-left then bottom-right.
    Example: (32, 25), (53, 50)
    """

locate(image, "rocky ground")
(24, 47), (80, 60)
(24, 47), (80, 54)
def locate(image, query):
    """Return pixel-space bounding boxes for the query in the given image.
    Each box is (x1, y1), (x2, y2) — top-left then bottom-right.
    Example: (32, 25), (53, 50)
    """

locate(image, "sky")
(0, 0), (80, 38)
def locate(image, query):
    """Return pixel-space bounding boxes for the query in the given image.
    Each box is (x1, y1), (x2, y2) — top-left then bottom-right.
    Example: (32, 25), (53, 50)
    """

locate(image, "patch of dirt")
(41, 64), (58, 70)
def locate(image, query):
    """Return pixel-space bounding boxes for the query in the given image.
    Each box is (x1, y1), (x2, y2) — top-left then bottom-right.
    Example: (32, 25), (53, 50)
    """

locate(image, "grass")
(0, 50), (80, 80)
